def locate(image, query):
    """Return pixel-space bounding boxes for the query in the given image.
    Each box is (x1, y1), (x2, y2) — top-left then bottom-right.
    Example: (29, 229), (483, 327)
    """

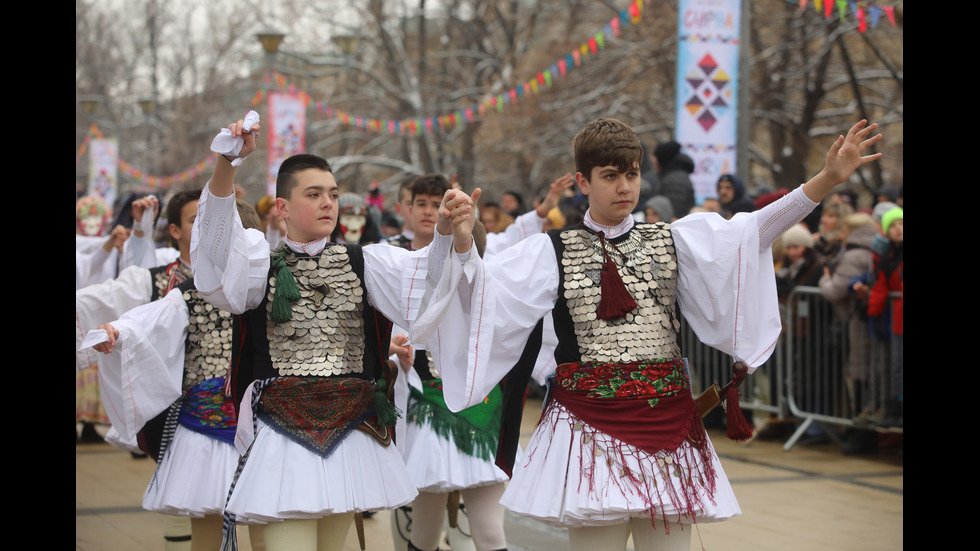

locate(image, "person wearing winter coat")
(867, 207), (902, 428)
(652, 140), (696, 219)
(716, 173), (756, 219)
(818, 213), (881, 453)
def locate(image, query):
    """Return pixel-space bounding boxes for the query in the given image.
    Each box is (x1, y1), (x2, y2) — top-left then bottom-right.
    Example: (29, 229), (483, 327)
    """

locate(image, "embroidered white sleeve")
(754, 186), (818, 251)
(190, 183), (271, 314)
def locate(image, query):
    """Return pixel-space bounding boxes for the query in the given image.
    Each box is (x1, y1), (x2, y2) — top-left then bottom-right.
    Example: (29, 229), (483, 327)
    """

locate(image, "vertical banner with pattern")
(89, 138), (119, 207)
(267, 92), (307, 197)
(676, 0), (741, 204)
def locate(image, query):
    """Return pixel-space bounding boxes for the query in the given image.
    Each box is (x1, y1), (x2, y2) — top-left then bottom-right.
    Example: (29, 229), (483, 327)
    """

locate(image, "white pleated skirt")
(500, 401), (741, 528)
(225, 419), (418, 524)
(142, 425), (239, 517)
(400, 419), (510, 493)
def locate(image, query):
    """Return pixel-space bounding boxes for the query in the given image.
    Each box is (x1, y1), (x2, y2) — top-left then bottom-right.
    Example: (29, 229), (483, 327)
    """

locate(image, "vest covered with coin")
(176, 278), (234, 390)
(544, 222), (715, 524)
(150, 259), (193, 301)
(138, 278), (237, 462)
(548, 223), (681, 365)
(230, 242), (396, 456)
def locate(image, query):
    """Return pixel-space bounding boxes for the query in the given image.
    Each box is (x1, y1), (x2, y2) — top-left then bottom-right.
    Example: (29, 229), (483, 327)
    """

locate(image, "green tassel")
(406, 383), (503, 461)
(270, 251), (301, 323)
(373, 379), (401, 427)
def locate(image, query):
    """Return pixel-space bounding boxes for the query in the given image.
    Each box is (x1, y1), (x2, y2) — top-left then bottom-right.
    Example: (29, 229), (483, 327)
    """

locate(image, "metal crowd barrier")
(682, 285), (902, 451)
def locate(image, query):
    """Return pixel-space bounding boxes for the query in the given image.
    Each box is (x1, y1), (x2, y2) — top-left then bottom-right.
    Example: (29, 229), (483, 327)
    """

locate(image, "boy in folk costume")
(81, 199), (267, 551)
(191, 113), (481, 551)
(422, 118), (882, 551)
(387, 173), (571, 551)
(385, 174), (506, 551)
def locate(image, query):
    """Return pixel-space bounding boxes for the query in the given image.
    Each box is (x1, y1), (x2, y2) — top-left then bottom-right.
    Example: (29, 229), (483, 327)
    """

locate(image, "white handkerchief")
(80, 329), (109, 350)
(210, 110), (260, 167)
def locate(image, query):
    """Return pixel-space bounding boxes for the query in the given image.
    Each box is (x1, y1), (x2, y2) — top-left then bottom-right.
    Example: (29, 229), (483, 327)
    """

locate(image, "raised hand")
(226, 119), (261, 160)
(537, 173), (575, 217)
(102, 224), (131, 254)
(437, 187), (482, 253)
(822, 120), (883, 185)
(211, 114), (262, 197)
(131, 196), (159, 224)
(803, 120), (883, 203)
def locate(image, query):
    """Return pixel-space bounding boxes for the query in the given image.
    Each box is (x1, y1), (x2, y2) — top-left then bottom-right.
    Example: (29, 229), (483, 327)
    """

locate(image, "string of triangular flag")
(75, 124), (218, 189)
(248, 0), (648, 137)
(76, 0), (647, 185)
(790, 1), (900, 32)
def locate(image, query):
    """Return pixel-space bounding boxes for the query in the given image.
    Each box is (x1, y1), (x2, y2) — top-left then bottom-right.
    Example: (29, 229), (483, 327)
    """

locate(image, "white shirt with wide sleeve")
(428, 187), (818, 412)
(75, 265), (154, 371)
(79, 291), (188, 446)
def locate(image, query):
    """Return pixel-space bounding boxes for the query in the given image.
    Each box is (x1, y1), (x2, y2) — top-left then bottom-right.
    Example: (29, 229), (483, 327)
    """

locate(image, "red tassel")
(719, 361), (754, 441)
(595, 232), (638, 320)
(597, 259), (638, 320)
(724, 385), (755, 441)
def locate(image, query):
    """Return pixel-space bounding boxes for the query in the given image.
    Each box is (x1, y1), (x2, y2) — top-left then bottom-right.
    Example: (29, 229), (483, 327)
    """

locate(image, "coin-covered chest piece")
(559, 224), (681, 363)
(266, 245), (365, 377)
(151, 261), (192, 300)
(182, 288), (234, 389)
(153, 269), (171, 298)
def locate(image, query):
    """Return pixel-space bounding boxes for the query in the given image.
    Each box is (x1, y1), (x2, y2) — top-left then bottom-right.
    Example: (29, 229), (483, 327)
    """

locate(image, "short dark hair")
(409, 174), (450, 201)
(165, 189), (202, 248)
(502, 190), (524, 208)
(276, 154), (333, 199)
(573, 118), (642, 181)
(167, 189), (202, 228)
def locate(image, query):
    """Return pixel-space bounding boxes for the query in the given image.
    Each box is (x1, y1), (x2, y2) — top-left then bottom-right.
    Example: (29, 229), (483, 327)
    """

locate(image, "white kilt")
(500, 401), (741, 528)
(225, 419), (418, 524)
(142, 425), (239, 517)
(401, 417), (510, 493)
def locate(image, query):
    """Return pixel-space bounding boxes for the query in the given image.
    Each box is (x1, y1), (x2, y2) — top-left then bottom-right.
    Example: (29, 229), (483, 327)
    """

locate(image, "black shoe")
(130, 451), (149, 459)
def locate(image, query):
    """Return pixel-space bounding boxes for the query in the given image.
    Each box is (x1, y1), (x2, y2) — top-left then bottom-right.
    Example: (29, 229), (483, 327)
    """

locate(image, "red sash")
(552, 358), (707, 455)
